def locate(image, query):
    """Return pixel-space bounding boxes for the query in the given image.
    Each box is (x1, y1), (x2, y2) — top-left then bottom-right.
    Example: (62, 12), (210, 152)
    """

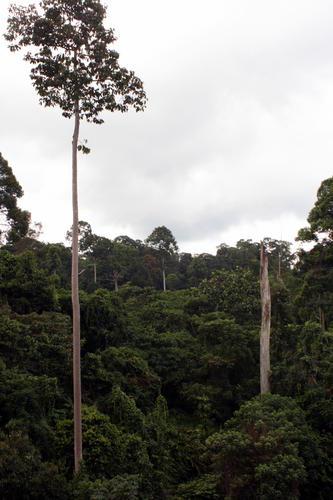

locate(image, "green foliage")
(0, 367), (58, 424)
(187, 253), (217, 287)
(0, 173), (332, 497)
(99, 386), (145, 435)
(174, 474), (219, 499)
(36, 243), (72, 288)
(205, 395), (316, 499)
(0, 250), (57, 313)
(83, 346), (160, 411)
(81, 289), (127, 349)
(0, 431), (69, 499)
(200, 269), (260, 325)
(146, 226), (179, 256)
(57, 405), (150, 479)
(217, 240), (260, 273)
(145, 395), (178, 494)
(297, 177), (333, 241)
(166, 272), (183, 290)
(295, 241), (333, 328)
(73, 474), (141, 499)
(5, 0), (146, 122)
(139, 291), (189, 333)
(180, 314), (258, 423)
(0, 152), (30, 245)
(147, 330), (200, 387)
(0, 311), (71, 384)
(272, 321), (333, 396)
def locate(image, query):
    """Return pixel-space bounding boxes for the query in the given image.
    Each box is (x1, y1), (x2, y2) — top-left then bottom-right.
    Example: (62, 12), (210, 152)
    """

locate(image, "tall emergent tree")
(260, 243), (271, 394)
(146, 226), (178, 291)
(5, 0), (146, 473)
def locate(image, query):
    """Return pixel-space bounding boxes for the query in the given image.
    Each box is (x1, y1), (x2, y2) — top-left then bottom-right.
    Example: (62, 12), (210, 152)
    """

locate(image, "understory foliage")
(0, 174), (333, 498)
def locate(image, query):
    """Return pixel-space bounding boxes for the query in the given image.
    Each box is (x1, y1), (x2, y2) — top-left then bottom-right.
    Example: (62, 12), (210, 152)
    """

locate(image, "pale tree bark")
(93, 260), (97, 284)
(113, 271), (119, 292)
(319, 306), (326, 332)
(260, 243), (271, 394)
(162, 257), (166, 292)
(72, 100), (82, 473)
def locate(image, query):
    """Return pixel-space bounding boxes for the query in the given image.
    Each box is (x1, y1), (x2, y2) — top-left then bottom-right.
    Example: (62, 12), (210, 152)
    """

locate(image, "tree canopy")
(0, 153), (30, 245)
(5, 0), (146, 122)
(297, 177), (333, 242)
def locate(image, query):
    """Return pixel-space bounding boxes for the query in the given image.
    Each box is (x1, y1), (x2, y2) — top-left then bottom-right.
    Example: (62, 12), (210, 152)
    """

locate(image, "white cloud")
(1, 0), (333, 251)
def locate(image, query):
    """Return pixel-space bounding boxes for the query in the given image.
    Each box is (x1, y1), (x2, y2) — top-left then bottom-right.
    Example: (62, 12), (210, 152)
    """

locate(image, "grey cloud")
(1, 0), (333, 249)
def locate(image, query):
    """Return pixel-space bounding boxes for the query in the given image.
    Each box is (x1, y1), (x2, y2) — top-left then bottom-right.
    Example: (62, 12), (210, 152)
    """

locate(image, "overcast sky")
(1, 0), (333, 254)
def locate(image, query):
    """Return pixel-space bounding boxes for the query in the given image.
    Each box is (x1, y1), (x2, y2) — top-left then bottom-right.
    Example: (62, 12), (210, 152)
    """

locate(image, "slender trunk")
(72, 100), (82, 473)
(112, 271), (119, 292)
(319, 306), (325, 332)
(93, 261), (97, 284)
(277, 251), (281, 280)
(162, 257), (166, 292)
(260, 243), (271, 394)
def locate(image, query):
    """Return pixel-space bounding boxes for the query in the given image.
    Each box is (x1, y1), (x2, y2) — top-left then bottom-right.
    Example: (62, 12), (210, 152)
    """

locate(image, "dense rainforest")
(0, 154), (333, 499)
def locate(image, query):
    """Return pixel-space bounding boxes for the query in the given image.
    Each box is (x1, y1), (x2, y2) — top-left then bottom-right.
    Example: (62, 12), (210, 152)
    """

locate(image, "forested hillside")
(0, 155), (332, 498)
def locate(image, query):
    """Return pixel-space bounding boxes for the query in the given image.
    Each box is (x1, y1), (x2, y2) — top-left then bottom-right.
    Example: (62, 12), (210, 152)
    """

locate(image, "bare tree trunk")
(72, 100), (82, 473)
(277, 251), (281, 280)
(162, 257), (166, 292)
(260, 243), (271, 394)
(93, 260), (97, 284)
(113, 271), (119, 292)
(319, 306), (325, 332)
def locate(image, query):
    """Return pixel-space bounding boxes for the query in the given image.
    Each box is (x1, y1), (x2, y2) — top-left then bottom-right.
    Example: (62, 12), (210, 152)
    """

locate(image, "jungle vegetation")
(0, 154), (332, 498)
